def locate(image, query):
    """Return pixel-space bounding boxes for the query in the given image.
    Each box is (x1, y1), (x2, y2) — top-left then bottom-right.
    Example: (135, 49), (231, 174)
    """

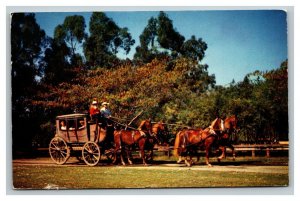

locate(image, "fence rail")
(154, 143), (289, 158)
(37, 143), (289, 158)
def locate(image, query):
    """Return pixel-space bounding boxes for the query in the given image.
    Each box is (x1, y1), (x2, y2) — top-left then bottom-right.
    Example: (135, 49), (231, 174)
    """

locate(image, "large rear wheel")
(82, 141), (101, 166)
(49, 137), (70, 165)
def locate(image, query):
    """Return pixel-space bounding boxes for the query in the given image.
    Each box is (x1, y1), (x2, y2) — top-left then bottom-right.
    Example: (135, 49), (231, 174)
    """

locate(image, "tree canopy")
(84, 12), (135, 68)
(134, 11), (207, 64)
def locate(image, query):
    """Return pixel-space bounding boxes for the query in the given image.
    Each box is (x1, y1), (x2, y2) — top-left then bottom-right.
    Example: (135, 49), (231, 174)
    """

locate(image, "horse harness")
(181, 130), (218, 148)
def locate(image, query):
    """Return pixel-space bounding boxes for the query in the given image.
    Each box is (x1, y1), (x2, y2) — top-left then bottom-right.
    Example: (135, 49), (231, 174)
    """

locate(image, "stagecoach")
(48, 113), (114, 166)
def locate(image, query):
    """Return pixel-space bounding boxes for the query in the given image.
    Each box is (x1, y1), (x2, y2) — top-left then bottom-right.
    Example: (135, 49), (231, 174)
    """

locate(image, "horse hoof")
(207, 164), (212, 167)
(177, 160), (182, 164)
(217, 158), (221, 163)
(185, 161), (191, 167)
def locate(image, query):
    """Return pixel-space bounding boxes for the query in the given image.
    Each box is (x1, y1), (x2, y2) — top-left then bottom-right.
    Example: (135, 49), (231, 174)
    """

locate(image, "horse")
(173, 127), (218, 167)
(113, 119), (153, 166)
(143, 121), (168, 161)
(152, 121), (168, 144)
(209, 115), (238, 161)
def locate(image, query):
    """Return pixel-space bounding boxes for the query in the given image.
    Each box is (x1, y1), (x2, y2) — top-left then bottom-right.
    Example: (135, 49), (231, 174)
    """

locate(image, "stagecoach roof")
(56, 113), (87, 119)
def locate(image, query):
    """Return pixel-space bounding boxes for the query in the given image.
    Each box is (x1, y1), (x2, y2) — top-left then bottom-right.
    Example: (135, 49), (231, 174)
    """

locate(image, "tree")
(181, 35), (208, 62)
(134, 12), (185, 63)
(134, 17), (159, 63)
(157, 11), (185, 54)
(84, 12), (135, 68)
(42, 36), (72, 84)
(54, 15), (86, 65)
(11, 13), (46, 155)
(134, 12), (209, 64)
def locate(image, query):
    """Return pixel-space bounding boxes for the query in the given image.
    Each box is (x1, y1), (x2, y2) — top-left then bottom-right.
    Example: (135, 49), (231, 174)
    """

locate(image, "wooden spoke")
(49, 137), (70, 165)
(82, 141), (101, 166)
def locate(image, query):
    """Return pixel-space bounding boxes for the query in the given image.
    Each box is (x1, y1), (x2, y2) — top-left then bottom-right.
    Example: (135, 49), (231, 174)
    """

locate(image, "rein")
(109, 118), (139, 130)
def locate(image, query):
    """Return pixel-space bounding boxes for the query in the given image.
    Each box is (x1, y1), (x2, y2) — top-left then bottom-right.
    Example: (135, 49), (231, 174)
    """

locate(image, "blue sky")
(35, 10), (287, 85)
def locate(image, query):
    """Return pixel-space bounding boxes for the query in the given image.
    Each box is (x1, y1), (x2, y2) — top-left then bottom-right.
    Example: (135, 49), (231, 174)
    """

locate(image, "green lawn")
(13, 157), (289, 189)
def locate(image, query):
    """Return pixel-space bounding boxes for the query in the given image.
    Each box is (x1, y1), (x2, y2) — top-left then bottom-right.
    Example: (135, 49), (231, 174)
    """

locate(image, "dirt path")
(12, 157), (289, 174)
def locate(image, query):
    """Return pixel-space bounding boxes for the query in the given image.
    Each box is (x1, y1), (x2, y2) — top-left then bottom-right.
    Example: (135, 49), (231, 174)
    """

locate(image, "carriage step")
(72, 147), (83, 151)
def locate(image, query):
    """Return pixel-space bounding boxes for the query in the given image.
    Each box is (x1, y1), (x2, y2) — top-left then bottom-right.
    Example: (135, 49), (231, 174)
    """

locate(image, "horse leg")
(112, 134), (120, 165)
(177, 147), (185, 163)
(188, 151), (195, 165)
(112, 146), (119, 164)
(141, 149), (148, 166)
(126, 148), (133, 165)
(119, 146), (128, 166)
(217, 146), (226, 162)
(177, 156), (183, 163)
(184, 151), (191, 167)
(147, 149), (154, 162)
(205, 148), (212, 167)
(229, 144), (236, 161)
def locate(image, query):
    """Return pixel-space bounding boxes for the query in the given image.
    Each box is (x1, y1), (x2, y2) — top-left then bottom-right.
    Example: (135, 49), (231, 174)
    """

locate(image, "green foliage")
(157, 11), (185, 53)
(54, 15), (86, 65)
(42, 37), (72, 84)
(181, 35), (208, 62)
(84, 12), (135, 68)
(134, 12), (208, 64)
(11, 13), (47, 154)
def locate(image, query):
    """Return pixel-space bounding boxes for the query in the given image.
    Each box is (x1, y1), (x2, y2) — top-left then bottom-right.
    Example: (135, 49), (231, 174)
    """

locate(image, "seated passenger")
(89, 99), (100, 121)
(78, 120), (85, 130)
(60, 120), (66, 130)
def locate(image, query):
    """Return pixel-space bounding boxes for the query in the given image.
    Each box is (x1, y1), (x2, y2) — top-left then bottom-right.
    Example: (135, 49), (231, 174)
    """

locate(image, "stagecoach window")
(78, 118), (85, 130)
(59, 118), (86, 131)
(67, 120), (76, 130)
(60, 120), (67, 130)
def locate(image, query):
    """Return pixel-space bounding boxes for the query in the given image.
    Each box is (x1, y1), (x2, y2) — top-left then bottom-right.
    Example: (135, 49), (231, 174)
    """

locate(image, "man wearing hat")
(100, 102), (112, 118)
(89, 99), (100, 120)
(100, 102), (114, 147)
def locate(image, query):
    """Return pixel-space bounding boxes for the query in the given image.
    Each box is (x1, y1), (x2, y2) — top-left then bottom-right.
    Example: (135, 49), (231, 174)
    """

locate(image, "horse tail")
(173, 131), (182, 157)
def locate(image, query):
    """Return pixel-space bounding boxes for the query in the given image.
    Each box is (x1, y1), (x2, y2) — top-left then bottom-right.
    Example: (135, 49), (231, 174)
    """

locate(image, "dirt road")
(12, 157), (289, 174)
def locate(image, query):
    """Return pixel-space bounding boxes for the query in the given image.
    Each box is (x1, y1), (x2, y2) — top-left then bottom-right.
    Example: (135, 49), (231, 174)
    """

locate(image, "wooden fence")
(37, 142), (289, 158)
(155, 142), (289, 158)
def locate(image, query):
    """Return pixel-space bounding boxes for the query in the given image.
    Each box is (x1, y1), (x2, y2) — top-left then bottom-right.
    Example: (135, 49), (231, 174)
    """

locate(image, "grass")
(13, 156), (289, 189)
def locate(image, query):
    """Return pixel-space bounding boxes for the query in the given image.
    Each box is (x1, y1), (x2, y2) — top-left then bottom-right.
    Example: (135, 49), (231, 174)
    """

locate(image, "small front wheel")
(82, 141), (101, 166)
(49, 137), (70, 165)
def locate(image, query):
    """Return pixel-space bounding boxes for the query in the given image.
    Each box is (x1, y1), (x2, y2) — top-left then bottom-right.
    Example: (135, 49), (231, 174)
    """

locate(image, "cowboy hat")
(101, 102), (109, 106)
(92, 100), (98, 105)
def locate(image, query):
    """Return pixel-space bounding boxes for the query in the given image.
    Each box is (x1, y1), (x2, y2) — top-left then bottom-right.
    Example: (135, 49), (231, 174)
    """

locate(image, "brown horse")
(143, 121), (168, 161)
(113, 119), (153, 166)
(209, 115), (238, 161)
(151, 121), (167, 144)
(173, 128), (217, 167)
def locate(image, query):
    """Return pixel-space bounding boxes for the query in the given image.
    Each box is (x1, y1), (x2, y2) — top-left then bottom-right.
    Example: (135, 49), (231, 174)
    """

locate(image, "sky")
(35, 10), (287, 86)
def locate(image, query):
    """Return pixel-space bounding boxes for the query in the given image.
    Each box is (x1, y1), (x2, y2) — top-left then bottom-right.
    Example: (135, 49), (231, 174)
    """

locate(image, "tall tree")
(157, 11), (185, 54)
(11, 13), (46, 154)
(42, 36), (72, 84)
(134, 12), (208, 64)
(84, 12), (135, 68)
(134, 17), (158, 63)
(54, 15), (86, 65)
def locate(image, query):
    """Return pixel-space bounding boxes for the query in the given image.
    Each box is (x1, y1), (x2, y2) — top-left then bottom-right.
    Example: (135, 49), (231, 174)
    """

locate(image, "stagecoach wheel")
(82, 141), (101, 166)
(49, 137), (70, 165)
